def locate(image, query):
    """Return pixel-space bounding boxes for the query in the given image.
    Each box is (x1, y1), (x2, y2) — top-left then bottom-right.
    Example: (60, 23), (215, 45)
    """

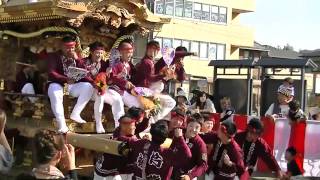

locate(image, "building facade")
(147, 0), (255, 94)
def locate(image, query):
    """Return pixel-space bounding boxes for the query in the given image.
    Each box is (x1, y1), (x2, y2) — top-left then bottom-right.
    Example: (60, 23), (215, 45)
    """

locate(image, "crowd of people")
(1, 36), (311, 179)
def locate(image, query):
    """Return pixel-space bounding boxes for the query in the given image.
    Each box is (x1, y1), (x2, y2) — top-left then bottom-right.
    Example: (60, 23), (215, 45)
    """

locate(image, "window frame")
(201, 4), (211, 22)
(216, 44), (226, 60)
(208, 43), (217, 60)
(199, 42), (209, 59)
(155, 0), (165, 15)
(218, 6), (228, 24)
(191, 41), (200, 57)
(175, 0), (184, 17)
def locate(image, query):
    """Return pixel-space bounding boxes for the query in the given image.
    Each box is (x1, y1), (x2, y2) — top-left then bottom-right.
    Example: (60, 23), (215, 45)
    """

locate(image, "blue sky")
(241, 0), (320, 51)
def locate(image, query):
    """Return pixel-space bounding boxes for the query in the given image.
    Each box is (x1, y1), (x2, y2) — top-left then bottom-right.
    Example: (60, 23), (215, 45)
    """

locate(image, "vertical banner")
(288, 121), (306, 175)
(257, 117), (276, 171)
(233, 114), (248, 131)
(273, 118), (291, 171)
(303, 121), (320, 176)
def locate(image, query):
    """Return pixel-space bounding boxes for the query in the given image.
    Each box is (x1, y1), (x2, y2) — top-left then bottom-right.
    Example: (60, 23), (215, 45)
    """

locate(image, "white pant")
(21, 83), (37, 103)
(94, 172), (133, 180)
(48, 82), (94, 132)
(94, 89), (125, 128)
(153, 93), (176, 121)
(149, 81), (176, 121)
(122, 91), (141, 108)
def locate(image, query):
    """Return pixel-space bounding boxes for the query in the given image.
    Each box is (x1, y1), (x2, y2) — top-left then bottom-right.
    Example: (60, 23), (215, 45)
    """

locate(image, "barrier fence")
(209, 113), (320, 177)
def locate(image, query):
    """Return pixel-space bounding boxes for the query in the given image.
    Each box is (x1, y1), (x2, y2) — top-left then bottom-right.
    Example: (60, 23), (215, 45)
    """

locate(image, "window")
(202, 4), (210, 21)
(184, 1), (193, 18)
(219, 7), (227, 23)
(173, 39), (182, 48)
(155, 0), (164, 14)
(211, 5), (219, 22)
(175, 0), (184, 17)
(182, 40), (190, 51)
(163, 38), (172, 48)
(217, 44), (226, 60)
(191, 41), (199, 56)
(200, 42), (208, 58)
(146, 0), (155, 12)
(165, 0), (174, 15)
(208, 43), (217, 60)
(153, 37), (223, 60)
(193, 3), (202, 20)
(244, 50), (250, 59)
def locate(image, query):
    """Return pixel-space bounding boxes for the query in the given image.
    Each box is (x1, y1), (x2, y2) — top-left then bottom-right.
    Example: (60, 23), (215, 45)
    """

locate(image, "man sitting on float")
(47, 36), (94, 133)
(133, 40), (176, 121)
(83, 41), (115, 133)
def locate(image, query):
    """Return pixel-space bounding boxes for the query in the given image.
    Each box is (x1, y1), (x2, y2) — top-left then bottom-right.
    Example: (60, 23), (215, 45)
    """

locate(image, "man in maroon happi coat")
(121, 120), (192, 180)
(201, 120), (246, 180)
(94, 115), (139, 180)
(133, 40), (176, 121)
(173, 117), (208, 180)
(47, 36), (94, 133)
(234, 118), (283, 178)
(83, 41), (110, 133)
(155, 46), (194, 87)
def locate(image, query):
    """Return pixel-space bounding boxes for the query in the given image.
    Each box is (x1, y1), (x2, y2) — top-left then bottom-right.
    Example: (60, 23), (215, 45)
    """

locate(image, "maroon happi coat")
(47, 51), (93, 86)
(154, 51), (192, 83)
(133, 56), (165, 88)
(173, 134), (208, 179)
(127, 137), (192, 180)
(83, 58), (109, 79)
(109, 61), (135, 95)
(95, 133), (138, 177)
(201, 133), (245, 180)
(234, 131), (280, 175)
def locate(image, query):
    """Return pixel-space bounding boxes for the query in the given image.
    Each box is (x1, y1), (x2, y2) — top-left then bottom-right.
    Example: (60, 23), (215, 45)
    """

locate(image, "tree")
(283, 43), (294, 51)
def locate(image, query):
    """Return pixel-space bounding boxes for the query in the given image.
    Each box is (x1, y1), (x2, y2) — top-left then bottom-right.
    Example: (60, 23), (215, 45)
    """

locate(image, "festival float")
(0, 0), (170, 174)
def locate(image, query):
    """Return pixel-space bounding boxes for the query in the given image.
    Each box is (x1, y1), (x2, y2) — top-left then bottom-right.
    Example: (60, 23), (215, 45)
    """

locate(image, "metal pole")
(301, 67), (306, 111)
(259, 67), (266, 116)
(247, 67), (252, 115)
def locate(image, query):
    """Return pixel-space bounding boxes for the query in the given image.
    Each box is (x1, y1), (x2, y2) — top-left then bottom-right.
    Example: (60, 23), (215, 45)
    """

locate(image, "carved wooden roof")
(0, 0), (170, 31)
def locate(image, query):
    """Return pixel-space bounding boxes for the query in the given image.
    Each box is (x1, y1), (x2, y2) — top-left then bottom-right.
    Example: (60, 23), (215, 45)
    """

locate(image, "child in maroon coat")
(121, 120), (192, 180)
(201, 121), (245, 180)
(174, 117), (208, 180)
(94, 115), (138, 180)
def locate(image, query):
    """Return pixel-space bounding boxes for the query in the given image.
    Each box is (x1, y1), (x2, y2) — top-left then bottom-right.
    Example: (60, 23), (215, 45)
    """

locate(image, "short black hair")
(289, 100), (300, 111)
(147, 40), (160, 48)
(221, 120), (237, 136)
(118, 114), (133, 123)
(286, 146), (297, 156)
(150, 120), (169, 144)
(62, 36), (76, 43)
(175, 46), (187, 52)
(187, 117), (203, 126)
(89, 41), (104, 50)
(118, 39), (133, 49)
(248, 118), (264, 132)
(128, 107), (144, 119)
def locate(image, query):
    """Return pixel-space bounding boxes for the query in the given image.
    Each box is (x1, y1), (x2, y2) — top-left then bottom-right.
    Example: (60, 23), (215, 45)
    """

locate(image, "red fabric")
(257, 117), (276, 172)
(210, 113), (221, 131)
(233, 115), (248, 131)
(288, 121), (306, 174)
